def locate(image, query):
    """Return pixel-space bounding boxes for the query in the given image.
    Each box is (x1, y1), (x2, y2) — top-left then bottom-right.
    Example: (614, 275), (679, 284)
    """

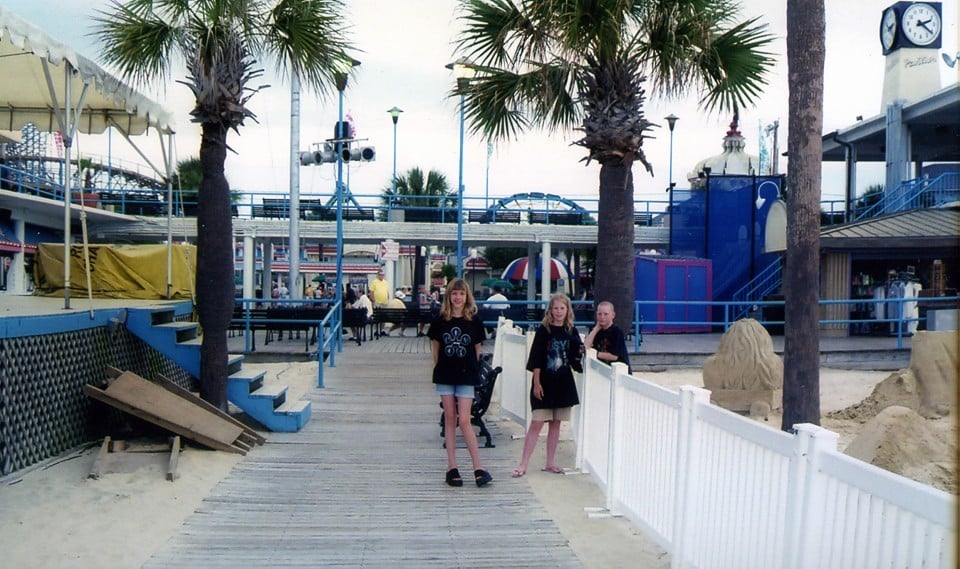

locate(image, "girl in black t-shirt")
(427, 278), (492, 487)
(512, 293), (583, 478)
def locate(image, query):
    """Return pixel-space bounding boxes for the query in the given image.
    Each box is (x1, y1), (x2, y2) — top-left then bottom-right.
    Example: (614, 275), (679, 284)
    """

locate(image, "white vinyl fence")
(491, 320), (956, 569)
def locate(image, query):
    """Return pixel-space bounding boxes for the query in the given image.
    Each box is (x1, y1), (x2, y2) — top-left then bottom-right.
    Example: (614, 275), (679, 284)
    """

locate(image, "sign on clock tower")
(880, 2), (943, 108)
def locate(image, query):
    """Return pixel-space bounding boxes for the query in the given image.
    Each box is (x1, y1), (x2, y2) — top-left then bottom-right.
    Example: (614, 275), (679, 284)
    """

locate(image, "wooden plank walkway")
(145, 343), (583, 568)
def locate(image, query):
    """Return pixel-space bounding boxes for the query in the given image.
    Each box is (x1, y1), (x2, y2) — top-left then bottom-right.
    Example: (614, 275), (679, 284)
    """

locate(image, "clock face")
(880, 7), (898, 50)
(901, 2), (941, 47)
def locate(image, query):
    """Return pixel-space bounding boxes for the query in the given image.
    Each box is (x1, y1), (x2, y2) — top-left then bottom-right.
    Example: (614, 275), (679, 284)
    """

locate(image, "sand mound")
(827, 369), (921, 421)
(827, 330), (957, 422)
(843, 406), (957, 493)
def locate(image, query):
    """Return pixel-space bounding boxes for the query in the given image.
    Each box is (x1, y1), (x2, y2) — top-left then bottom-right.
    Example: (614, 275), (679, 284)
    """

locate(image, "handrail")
(729, 257), (783, 320)
(232, 297), (342, 387)
(855, 172), (959, 221)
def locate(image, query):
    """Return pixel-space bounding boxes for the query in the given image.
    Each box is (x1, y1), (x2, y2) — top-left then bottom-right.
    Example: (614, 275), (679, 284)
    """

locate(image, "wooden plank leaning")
(104, 366), (266, 446)
(84, 371), (248, 455)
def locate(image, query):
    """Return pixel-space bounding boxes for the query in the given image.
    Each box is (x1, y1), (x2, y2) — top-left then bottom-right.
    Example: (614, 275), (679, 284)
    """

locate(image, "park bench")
(528, 211), (584, 225)
(341, 307), (371, 344)
(403, 208), (460, 223)
(230, 305), (328, 350)
(467, 210), (522, 224)
(371, 305), (430, 337)
(634, 212), (653, 226)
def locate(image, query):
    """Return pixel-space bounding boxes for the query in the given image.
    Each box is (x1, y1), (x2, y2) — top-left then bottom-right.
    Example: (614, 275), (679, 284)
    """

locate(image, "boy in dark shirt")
(583, 301), (632, 374)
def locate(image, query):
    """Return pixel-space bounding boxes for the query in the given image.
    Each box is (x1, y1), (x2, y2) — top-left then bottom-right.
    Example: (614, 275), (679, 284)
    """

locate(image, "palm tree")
(94, 0), (354, 409)
(380, 166), (456, 216)
(782, 0), (825, 431)
(452, 0), (774, 332)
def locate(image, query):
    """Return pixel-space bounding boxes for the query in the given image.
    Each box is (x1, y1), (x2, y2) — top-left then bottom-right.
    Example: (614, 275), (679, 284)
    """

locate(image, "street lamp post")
(665, 114), (678, 255)
(446, 59), (475, 279)
(387, 106), (403, 199)
(334, 59), (360, 317)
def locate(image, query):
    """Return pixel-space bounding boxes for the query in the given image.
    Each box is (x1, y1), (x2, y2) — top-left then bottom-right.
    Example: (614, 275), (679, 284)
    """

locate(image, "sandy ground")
(0, 365), (939, 568)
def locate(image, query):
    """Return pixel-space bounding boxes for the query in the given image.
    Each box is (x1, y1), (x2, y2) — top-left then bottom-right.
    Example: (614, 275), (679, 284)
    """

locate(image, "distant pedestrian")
(428, 278), (492, 487)
(512, 293), (583, 478)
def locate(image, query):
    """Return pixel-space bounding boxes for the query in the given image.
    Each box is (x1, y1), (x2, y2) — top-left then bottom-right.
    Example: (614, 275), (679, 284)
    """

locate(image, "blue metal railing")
(232, 297), (342, 387)
(730, 257), (784, 320)
(855, 172), (959, 221)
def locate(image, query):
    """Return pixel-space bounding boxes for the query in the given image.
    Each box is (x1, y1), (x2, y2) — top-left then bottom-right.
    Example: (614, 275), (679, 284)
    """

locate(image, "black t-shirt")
(592, 325), (632, 374)
(525, 324), (582, 410)
(427, 315), (485, 385)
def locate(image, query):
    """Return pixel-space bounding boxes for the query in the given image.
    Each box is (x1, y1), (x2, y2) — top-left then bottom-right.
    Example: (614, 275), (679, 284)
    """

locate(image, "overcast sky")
(2, 0), (958, 205)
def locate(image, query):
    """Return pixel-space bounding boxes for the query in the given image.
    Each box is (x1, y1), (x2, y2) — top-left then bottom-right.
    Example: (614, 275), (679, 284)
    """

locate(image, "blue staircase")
(124, 306), (311, 432)
(731, 257), (783, 321)
(855, 172), (959, 221)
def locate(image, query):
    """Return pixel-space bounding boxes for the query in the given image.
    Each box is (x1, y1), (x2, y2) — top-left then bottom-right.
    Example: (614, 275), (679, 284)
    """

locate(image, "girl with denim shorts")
(427, 278), (493, 487)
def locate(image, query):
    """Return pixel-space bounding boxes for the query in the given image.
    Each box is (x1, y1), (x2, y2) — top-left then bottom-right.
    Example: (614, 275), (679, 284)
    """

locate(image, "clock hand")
(917, 18), (933, 33)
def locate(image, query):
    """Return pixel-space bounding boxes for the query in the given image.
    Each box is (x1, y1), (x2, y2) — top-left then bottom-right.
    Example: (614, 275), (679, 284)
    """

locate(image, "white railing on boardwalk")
(492, 322), (957, 569)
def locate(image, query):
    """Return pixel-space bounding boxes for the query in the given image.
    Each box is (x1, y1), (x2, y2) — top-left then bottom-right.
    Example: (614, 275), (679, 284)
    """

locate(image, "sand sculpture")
(702, 318), (783, 415)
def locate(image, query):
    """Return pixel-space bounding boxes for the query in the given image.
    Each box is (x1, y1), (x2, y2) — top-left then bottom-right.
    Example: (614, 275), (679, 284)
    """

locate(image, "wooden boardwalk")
(145, 341), (583, 568)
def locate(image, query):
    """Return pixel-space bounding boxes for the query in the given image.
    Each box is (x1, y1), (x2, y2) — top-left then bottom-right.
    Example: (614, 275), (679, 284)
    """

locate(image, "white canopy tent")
(0, 6), (176, 308)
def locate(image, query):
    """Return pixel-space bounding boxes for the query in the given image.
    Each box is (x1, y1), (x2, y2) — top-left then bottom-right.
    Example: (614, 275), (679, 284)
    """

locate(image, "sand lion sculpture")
(703, 318), (783, 417)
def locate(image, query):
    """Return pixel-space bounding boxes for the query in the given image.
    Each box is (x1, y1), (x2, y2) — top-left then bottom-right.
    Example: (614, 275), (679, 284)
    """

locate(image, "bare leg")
(457, 396), (484, 471)
(440, 394), (458, 469)
(544, 419), (562, 469)
(514, 420), (545, 475)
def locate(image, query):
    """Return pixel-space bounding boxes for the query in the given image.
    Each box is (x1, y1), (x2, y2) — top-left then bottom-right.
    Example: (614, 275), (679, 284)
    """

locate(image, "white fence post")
(783, 423), (839, 569)
(671, 385), (712, 569)
(606, 361), (629, 516)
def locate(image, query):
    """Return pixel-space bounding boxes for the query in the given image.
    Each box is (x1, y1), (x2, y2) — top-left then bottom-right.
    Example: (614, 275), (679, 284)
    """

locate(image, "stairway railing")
(855, 172), (959, 221)
(730, 257), (783, 320)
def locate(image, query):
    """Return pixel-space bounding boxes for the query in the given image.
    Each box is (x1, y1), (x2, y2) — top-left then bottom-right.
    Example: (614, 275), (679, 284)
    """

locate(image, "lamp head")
(446, 58), (477, 89)
(334, 57), (362, 91)
(664, 114), (679, 131)
(387, 106), (404, 124)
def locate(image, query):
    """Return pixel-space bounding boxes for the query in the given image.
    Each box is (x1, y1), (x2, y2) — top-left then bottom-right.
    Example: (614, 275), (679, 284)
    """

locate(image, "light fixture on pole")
(446, 58), (476, 279)
(664, 114), (678, 255)
(334, 58), (360, 318)
(387, 106), (403, 203)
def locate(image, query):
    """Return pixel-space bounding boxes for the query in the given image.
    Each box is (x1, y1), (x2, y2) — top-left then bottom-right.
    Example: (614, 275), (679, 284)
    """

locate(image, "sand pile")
(828, 331), (958, 493)
(843, 406), (957, 493)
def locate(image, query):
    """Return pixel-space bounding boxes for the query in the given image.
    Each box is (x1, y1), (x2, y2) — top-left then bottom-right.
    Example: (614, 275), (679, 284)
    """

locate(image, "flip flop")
(511, 468), (525, 478)
(541, 466), (565, 474)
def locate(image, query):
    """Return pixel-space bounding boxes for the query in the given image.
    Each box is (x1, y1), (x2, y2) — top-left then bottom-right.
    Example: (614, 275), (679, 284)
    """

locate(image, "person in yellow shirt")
(369, 269), (390, 307)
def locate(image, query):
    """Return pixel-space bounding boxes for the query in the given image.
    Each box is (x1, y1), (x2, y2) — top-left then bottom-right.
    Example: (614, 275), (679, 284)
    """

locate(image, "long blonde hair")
(541, 293), (574, 332)
(439, 278), (477, 320)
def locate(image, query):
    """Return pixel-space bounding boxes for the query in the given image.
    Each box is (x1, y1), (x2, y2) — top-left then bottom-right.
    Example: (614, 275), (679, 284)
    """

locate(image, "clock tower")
(880, 2), (943, 108)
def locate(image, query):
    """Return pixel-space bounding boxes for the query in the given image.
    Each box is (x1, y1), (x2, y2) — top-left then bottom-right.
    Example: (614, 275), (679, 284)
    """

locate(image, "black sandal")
(474, 469), (493, 487)
(445, 468), (463, 487)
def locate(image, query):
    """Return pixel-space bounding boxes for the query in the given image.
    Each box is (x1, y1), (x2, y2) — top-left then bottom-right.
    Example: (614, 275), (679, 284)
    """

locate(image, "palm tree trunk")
(195, 123), (234, 410)
(595, 162), (635, 333)
(782, 0), (825, 431)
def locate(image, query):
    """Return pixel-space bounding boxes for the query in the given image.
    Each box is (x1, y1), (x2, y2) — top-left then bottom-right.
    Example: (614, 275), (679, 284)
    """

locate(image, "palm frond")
(266, 0), (356, 96)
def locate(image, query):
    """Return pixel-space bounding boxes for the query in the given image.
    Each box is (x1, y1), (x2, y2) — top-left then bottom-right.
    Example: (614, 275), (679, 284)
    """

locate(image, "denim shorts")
(436, 384), (475, 399)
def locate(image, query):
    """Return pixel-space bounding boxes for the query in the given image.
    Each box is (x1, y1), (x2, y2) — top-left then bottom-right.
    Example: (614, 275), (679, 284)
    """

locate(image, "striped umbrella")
(500, 257), (570, 281)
